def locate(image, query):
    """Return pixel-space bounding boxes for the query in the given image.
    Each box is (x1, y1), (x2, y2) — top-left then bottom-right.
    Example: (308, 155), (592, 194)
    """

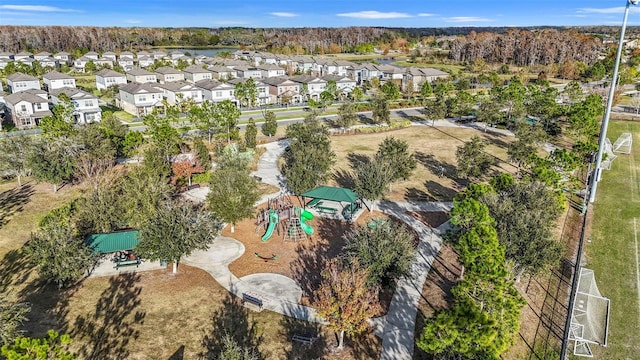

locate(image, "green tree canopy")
(0, 135), (34, 186)
(244, 118), (258, 149)
(455, 135), (494, 179)
(261, 110), (278, 137)
(370, 94), (390, 125)
(376, 136), (417, 184)
(1, 330), (76, 360)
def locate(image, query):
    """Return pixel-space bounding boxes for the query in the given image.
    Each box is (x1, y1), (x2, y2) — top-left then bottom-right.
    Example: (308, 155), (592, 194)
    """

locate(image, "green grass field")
(588, 119), (640, 359)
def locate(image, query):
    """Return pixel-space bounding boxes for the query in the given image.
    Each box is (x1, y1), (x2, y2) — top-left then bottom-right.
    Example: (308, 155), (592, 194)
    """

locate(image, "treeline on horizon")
(0, 25), (613, 66)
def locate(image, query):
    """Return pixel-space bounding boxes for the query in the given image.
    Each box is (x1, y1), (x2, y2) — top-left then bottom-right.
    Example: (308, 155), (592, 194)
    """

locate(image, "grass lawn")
(114, 110), (137, 122)
(588, 119), (640, 359)
(329, 125), (515, 202)
(392, 61), (465, 73)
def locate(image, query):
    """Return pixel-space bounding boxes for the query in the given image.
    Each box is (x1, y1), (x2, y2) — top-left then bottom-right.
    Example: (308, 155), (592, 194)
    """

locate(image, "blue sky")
(1, 1), (640, 28)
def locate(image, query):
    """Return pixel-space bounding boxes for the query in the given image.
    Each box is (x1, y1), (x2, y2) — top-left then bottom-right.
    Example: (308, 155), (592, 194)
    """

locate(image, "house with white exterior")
(126, 67), (158, 84)
(14, 52), (33, 62)
(54, 52), (71, 65)
(183, 65), (212, 83)
(227, 78), (271, 105)
(118, 82), (164, 117)
(137, 55), (154, 68)
(378, 64), (405, 82)
(102, 51), (117, 61)
(290, 75), (326, 101)
(34, 51), (52, 61)
(95, 69), (127, 90)
(118, 54), (135, 70)
(257, 64), (285, 78)
(73, 56), (91, 72)
(235, 66), (263, 79)
(6, 72), (40, 94)
(4, 89), (52, 129)
(152, 50), (167, 60)
(322, 75), (356, 96)
(84, 51), (99, 60)
(42, 70), (76, 91)
(291, 56), (314, 74)
(137, 51), (150, 60)
(50, 87), (102, 124)
(195, 79), (237, 104)
(39, 57), (58, 69)
(403, 67), (449, 92)
(17, 58), (34, 67)
(0, 52), (14, 61)
(261, 77), (301, 104)
(95, 57), (114, 68)
(170, 51), (185, 60)
(208, 65), (235, 80)
(154, 81), (203, 106)
(154, 66), (185, 84)
(0, 59), (10, 70)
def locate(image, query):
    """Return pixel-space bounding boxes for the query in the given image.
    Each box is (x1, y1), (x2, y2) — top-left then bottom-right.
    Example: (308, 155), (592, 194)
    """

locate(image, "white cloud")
(336, 10), (412, 19)
(269, 12), (298, 17)
(418, 13), (434, 17)
(578, 7), (627, 14)
(444, 16), (492, 23)
(0, 5), (78, 12)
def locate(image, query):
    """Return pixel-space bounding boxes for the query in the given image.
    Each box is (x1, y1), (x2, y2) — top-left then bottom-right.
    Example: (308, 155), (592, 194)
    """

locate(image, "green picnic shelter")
(301, 186), (361, 217)
(86, 230), (140, 254)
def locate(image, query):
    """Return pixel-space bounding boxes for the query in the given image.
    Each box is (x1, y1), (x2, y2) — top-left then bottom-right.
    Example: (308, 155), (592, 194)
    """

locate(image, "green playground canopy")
(86, 230), (140, 254)
(301, 186), (359, 204)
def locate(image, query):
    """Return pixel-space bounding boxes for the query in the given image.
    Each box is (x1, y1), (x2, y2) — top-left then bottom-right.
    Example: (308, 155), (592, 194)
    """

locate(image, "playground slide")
(261, 211), (279, 242)
(299, 209), (314, 235)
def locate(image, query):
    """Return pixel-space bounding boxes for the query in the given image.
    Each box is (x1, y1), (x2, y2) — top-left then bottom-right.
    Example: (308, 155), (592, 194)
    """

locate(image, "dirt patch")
(409, 211), (450, 229)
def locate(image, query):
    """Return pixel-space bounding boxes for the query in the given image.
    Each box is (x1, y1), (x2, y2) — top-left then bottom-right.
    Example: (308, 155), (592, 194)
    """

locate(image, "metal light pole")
(590, 0), (639, 203)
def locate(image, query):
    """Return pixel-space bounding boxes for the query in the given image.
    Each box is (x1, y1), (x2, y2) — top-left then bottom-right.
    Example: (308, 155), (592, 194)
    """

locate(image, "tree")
(455, 136), (494, 179)
(507, 121), (547, 169)
(1, 330), (76, 360)
(73, 123), (117, 189)
(79, 180), (127, 234)
(206, 164), (260, 233)
(0, 135), (34, 186)
(563, 80), (584, 106)
(136, 201), (221, 273)
(342, 219), (415, 288)
(192, 136), (211, 171)
(28, 140), (75, 192)
(370, 94), (390, 125)
(189, 100), (218, 143)
(122, 131), (144, 158)
(172, 158), (204, 186)
(0, 296), (29, 346)
(98, 113), (128, 158)
(569, 94), (604, 142)
(261, 110), (278, 137)
(39, 101), (76, 138)
(349, 87), (363, 102)
(143, 113), (182, 158)
(376, 136), (417, 184)
(476, 97), (504, 128)
(244, 118), (258, 149)
(352, 155), (392, 211)
(424, 94), (447, 124)
(380, 81), (400, 100)
(420, 81), (433, 102)
(336, 102), (358, 132)
(282, 115), (335, 194)
(313, 259), (379, 351)
(25, 201), (97, 288)
(85, 61), (96, 73)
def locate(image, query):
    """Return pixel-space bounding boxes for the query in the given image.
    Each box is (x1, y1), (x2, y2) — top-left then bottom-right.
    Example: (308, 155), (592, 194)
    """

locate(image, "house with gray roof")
(4, 89), (52, 129)
(403, 67), (449, 92)
(126, 67), (158, 84)
(154, 66), (184, 84)
(6, 72), (40, 94)
(153, 80), (203, 106)
(183, 65), (213, 83)
(42, 70), (76, 91)
(117, 82), (164, 116)
(50, 87), (101, 124)
(95, 69), (127, 90)
(195, 79), (237, 104)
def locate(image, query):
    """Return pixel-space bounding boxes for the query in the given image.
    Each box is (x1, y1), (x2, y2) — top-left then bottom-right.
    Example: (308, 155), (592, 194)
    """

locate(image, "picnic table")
(317, 206), (338, 215)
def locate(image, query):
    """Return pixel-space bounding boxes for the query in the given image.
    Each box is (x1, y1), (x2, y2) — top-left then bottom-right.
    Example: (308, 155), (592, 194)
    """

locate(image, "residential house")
(152, 50), (167, 60)
(14, 51), (33, 62)
(290, 56), (314, 74)
(126, 67), (158, 84)
(170, 51), (185, 60)
(0, 59), (10, 70)
(378, 64), (405, 82)
(34, 51), (52, 61)
(154, 66), (185, 83)
(227, 78), (271, 105)
(94, 57), (114, 68)
(183, 65), (212, 83)
(17, 57), (34, 67)
(117, 82), (164, 117)
(84, 51), (99, 60)
(0, 82), (5, 108)
(4, 89), (52, 129)
(6, 72), (40, 93)
(153, 80), (203, 106)
(54, 52), (71, 65)
(403, 67), (449, 92)
(333, 61), (355, 77)
(42, 70), (76, 91)
(195, 79), (237, 104)
(207, 65), (235, 80)
(50, 87), (102, 124)
(234, 66), (263, 79)
(38, 57), (58, 69)
(322, 75), (356, 96)
(261, 77), (301, 104)
(0, 52), (14, 61)
(102, 51), (117, 61)
(73, 56), (91, 72)
(257, 64), (285, 78)
(136, 51), (150, 60)
(95, 69), (127, 90)
(137, 55), (154, 68)
(117, 55), (135, 70)
(290, 75), (326, 101)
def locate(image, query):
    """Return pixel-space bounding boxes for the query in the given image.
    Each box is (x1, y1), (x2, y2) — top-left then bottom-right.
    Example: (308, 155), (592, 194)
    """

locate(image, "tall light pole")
(590, 0), (639, 202)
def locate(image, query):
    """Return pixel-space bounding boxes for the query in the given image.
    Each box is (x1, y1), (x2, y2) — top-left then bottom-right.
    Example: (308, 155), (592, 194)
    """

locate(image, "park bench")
(242, 293), (264, 312)
(317, 206), (338, 215)
(186, 184), (200, 191)
(114, 258), (141, 269)
(306, 198), (323, 208)
(291, 334), (318, 345)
